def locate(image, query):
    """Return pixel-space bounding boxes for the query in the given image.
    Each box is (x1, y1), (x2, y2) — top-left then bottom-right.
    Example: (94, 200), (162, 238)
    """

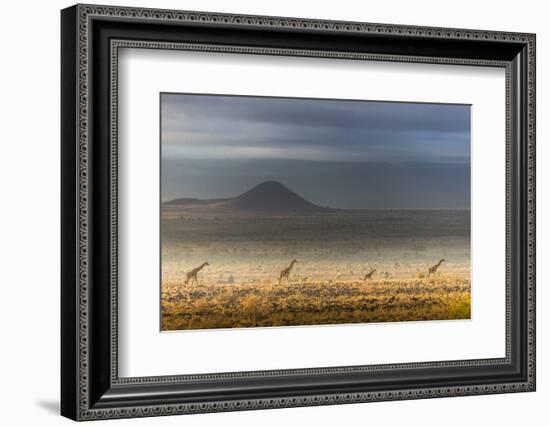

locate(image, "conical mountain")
(164, 181), (329, 213)
(226, 181), (326, 213)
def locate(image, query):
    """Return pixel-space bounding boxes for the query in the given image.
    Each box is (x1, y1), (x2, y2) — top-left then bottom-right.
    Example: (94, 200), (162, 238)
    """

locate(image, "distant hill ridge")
(164, 181), (329, 213)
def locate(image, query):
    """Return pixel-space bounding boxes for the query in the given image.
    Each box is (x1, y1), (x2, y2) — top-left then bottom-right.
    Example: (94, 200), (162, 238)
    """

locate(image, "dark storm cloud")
(161, 93), (470, 208)
(161, 93), (470, 164)
(162, 93), (469, 134)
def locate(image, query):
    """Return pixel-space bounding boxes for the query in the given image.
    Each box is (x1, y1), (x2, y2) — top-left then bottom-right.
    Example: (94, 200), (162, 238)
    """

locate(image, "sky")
(161, 93), (471, 209)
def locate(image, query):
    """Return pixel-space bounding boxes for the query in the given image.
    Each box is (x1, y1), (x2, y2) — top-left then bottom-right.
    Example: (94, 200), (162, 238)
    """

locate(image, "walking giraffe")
(364, 268), (376, 280)
(428, 259), (445, 276)
(184, 262), (209, 286)
(278, 259), (298, 285)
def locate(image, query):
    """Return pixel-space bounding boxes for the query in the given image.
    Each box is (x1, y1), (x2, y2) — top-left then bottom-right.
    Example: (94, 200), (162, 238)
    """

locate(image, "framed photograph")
(61, 4), (536, 421)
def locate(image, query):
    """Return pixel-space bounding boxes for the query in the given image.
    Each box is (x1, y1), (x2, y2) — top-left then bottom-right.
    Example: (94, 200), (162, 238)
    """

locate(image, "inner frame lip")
(109, 38), (513, 387)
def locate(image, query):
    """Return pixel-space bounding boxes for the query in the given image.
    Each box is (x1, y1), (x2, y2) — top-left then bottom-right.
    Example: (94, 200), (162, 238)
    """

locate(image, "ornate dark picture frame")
(61, 4), (536, 421)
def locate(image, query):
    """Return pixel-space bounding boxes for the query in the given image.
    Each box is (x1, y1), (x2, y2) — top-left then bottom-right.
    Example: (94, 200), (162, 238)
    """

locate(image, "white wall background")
(0, 0), (546, 424)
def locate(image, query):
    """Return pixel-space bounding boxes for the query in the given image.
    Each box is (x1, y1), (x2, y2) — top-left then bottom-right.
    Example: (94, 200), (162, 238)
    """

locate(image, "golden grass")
(161, 274), (470, 331)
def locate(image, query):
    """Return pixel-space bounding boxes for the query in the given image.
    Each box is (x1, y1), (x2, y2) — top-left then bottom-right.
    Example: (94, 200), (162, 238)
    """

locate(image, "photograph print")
(160, 93), (471, 331)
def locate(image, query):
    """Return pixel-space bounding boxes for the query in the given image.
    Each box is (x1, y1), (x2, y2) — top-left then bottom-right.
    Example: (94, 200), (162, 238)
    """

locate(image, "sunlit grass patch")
(161, 275), (471, 331)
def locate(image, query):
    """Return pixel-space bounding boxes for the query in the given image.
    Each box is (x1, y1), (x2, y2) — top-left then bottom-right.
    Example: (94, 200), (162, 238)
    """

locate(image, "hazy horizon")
(162, 175), (470, 211)
(161, 93), (471, 209)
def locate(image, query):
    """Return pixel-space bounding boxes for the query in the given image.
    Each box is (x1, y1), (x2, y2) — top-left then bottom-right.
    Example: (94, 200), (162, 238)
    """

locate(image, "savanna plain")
(161, 203), (470, 331)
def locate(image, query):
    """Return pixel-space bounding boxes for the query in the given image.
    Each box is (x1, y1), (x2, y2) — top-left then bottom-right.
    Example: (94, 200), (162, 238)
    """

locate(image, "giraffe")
(184, 262), (209, 286)
(364, 268), (376, 280)
(278, 259), (298, 285)
(428, 259), (445, 276)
